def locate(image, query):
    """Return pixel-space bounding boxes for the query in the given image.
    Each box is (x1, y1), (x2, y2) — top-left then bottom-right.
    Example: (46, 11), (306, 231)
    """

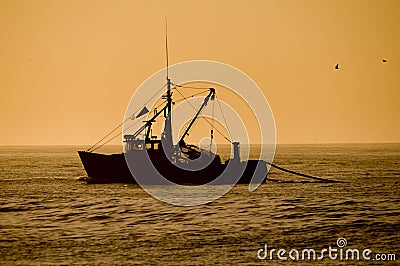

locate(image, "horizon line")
(1, 142), (400, 146)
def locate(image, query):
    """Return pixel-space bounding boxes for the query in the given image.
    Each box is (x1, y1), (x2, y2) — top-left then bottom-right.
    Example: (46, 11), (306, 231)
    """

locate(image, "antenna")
(162, 17), (173, 150)
(165, 17), (169, 80)
(164, 17), (172, 118)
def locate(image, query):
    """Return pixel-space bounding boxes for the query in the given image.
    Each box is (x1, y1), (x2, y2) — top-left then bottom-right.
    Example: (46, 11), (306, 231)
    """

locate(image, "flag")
(135, 106), (149, 118)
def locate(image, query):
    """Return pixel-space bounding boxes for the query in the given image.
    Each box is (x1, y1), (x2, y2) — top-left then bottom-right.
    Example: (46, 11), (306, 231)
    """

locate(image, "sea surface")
(0, 144), (399, 265)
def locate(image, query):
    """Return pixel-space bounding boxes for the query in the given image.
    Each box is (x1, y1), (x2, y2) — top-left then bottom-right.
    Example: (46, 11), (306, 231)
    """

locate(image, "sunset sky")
(0, 0), (399, 145)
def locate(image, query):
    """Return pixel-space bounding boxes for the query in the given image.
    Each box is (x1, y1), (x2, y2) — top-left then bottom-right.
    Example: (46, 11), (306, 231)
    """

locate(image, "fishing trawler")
(78, 73), (268, 185)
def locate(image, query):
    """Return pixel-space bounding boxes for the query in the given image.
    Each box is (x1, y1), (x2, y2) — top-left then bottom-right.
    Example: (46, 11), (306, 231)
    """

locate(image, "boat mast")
(162, 18), (173, 149)
(166, 18), (172, 116)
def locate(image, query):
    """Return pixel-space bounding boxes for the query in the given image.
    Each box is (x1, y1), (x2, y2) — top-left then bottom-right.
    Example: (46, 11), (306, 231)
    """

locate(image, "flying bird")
(335, 63), (339, 70)
(383, 59), (387, 63)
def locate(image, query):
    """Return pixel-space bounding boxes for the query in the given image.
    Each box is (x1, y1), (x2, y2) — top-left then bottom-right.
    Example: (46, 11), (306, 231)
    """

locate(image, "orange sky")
(0, 0), (399, 145)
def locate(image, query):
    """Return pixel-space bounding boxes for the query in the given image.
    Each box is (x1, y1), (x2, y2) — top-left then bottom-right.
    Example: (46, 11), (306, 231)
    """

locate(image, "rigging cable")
(87, 84), (167, 152)
(89, 99), (168, 152)
(266, 162), (343, 183)
(173, 83), (214, 90)
(172, 88), (210, 102)
(87, 119), (127, 152)
(89, 121), (139, 152)
(215, 96), (232, 140)
(174, 87), (231, 143)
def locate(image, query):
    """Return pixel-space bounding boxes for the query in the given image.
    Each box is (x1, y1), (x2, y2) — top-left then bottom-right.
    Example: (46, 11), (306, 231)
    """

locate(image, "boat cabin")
(124, 134), (160, 152)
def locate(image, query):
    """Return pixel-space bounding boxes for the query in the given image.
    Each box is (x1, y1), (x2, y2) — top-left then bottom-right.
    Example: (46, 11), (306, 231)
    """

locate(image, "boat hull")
(78, 151), (267, 185)
(78, 151), (134, 184)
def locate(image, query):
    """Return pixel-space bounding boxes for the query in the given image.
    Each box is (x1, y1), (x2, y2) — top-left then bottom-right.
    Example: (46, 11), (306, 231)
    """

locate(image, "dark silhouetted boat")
(78, 80), (267, 185)
(78, 31), (268, 185)
(78, 70), (269, 185)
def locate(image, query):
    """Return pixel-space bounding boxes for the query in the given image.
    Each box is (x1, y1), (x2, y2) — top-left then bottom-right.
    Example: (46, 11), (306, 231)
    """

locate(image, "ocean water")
(0, 144), (399, 265)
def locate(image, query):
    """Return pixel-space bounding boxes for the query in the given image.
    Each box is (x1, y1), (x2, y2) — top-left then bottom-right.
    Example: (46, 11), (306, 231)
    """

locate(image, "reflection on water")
(0, 144), (399, 265)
